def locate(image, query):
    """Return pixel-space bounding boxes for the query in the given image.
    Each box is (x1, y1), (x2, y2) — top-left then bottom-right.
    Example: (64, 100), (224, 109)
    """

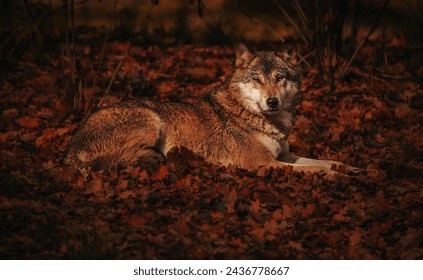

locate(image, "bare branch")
(291, 0), (310, 30)
(235, 0), (285, 43)
(89, 0), (119, 99)
(341, 0), (390, 78)
(272, 0), (308, 45)
(97, 45), (132, 108)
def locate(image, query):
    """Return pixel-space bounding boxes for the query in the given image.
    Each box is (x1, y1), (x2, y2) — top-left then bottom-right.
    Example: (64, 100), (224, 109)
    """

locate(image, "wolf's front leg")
(274, 153), (363, 175)
(278, 153), (362, 175)
(264, 160), (339, 178)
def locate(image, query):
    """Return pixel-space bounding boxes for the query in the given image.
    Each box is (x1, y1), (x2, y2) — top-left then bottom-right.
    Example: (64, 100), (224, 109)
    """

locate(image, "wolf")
(65, 43), (358, 176)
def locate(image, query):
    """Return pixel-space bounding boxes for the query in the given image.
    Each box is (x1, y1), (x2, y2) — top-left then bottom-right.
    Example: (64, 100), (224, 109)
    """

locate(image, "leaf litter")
(0, 37), (422, 259)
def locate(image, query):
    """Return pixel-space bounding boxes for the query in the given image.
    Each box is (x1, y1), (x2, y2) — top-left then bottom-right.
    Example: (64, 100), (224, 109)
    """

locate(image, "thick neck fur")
(210, 80), (293, 140)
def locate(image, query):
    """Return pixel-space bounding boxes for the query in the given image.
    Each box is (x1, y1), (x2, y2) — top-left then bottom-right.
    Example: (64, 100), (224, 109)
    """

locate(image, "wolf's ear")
(236, 42), (256, 68)
(276, 45), (298, 64)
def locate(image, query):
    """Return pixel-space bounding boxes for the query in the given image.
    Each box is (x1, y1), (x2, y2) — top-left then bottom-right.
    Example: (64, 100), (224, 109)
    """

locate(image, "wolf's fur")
(66, 44), (357, 176)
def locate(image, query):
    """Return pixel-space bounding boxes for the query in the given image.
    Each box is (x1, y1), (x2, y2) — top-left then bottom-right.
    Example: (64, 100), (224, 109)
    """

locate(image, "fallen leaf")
(288, 241), (303, 251)
(395, 104), (411, 118)
(151, 164), (169, 180)
(264, 219), (279, 235)
(16, 116), (39, 128)
(250, 199), (261, 213)
(126, 215), (147, 228)
(283, 205), (293, 218)
(250, 228), (266, 244)
(349, 231), (361, 246)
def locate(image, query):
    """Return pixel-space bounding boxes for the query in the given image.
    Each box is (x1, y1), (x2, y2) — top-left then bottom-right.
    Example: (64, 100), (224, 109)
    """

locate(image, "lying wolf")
(66, 43), (358, 176)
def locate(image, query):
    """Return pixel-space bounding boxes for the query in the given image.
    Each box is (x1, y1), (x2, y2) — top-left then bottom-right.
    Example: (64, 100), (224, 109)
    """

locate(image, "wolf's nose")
(266, 97), (279, 109)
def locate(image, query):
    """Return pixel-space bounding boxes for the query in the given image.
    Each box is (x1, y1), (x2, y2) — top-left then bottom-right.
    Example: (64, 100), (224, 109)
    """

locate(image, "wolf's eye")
(252, 77), (261, 83)
(276, 75), (284, 82)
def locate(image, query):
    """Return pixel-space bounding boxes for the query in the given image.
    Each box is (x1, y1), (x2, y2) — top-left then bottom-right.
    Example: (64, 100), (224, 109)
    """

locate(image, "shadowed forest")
(0, 0), (422, 259)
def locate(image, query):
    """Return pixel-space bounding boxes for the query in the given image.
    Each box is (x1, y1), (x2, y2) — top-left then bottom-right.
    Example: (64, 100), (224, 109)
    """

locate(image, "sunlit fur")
(66, 44), (355, 176)
(227, 47), (301, 136)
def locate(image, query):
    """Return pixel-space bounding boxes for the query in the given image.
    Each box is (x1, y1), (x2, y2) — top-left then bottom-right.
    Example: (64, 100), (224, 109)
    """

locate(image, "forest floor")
(0, 33), (422, 259)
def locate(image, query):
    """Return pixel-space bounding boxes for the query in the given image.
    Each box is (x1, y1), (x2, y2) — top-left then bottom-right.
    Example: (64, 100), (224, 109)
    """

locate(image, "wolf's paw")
(336, 164), (364, 176)
(318, 160), (364, 176)
(362, 168), (380, 178)
(332, 164), (380, 179)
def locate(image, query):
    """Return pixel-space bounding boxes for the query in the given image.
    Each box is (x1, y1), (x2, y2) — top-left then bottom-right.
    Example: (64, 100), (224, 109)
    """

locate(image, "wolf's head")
(230, 43), (301, 116)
